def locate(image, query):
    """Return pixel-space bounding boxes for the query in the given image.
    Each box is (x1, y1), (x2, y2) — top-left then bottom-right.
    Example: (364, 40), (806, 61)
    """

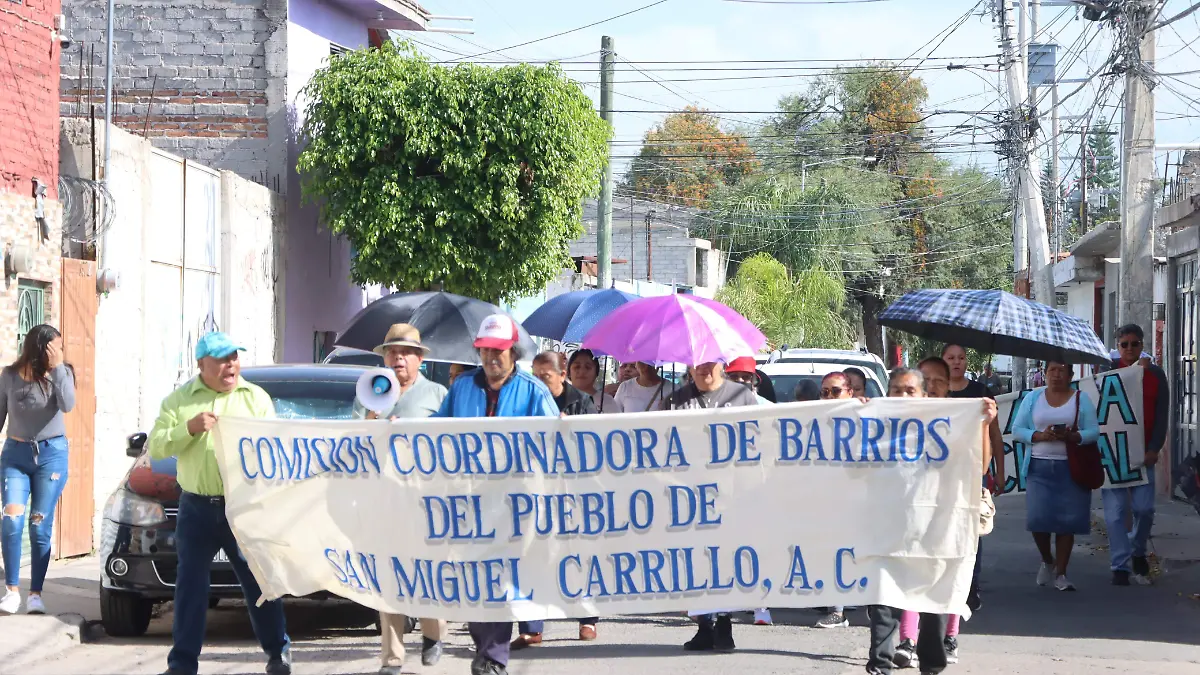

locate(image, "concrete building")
(573, 197), (728, 296)
(1051, 151), (1200, 498)
(60, 119), (281, 539)
(57, 0), (430, 363)
(1, 0), (65, 363)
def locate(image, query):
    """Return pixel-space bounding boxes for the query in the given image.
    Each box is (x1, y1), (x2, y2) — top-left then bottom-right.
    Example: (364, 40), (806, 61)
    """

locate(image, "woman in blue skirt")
(1012, 360), (1100, 591)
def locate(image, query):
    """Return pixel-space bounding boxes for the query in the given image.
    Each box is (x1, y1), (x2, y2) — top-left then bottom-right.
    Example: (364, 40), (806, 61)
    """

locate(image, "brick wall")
(58, 0), (285, 181)
(1, 0), (64, 364)
(1, 0), (62, 197)
(0, 192), (63, 365)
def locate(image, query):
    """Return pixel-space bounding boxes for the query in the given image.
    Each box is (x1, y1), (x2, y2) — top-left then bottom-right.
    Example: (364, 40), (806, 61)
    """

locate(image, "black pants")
(469, 622), (512, 667)
(867, 605), (946, 674)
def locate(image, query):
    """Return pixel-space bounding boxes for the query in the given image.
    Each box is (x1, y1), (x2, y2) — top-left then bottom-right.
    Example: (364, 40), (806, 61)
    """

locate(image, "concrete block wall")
(58, 0), (287, 182)
(221, 171), (282, 364)
(571, 225), (713, 290)
(60, 118), (281, 535)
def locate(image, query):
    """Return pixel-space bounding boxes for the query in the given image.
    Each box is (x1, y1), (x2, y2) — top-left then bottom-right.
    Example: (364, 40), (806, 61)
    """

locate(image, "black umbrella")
(336, 292), (539, 365)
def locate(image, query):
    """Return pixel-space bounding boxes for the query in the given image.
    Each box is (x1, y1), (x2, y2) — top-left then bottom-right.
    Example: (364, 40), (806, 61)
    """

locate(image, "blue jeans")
(168, 491), (289, 675)
(1101, 467), (1156, 572)
(1, 437), (69, 591)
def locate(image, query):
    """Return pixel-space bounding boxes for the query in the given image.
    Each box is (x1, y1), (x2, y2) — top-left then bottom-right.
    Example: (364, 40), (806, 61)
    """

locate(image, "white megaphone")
(356, 367), (400, 414)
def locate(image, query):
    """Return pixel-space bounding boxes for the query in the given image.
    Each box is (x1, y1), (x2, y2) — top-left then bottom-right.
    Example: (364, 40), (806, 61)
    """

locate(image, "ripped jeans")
(1, 437), (69, 590)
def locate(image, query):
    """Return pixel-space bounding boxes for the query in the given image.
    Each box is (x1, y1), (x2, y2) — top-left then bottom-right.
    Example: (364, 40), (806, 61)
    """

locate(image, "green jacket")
(148, 375), (275, 496)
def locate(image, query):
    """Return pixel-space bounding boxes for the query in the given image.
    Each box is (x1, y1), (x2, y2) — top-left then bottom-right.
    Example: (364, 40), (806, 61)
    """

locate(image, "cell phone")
(1049, 424), (1067, 434)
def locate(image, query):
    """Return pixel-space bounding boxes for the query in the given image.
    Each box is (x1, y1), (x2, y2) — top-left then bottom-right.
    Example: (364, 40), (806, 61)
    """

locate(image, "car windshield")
(250, 379), (358, 420)
(768, 374), (883, 402)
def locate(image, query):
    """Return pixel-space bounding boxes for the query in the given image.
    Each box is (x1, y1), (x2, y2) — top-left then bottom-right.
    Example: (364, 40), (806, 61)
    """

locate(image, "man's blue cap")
(195, 332), (246, 360)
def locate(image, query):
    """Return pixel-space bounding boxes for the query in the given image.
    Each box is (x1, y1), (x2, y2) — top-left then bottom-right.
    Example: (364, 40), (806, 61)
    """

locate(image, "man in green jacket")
(149, 332), (291, 675)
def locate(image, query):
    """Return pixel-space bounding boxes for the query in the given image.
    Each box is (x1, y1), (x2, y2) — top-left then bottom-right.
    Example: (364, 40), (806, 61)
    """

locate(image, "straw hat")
(373, 323), (431, 355)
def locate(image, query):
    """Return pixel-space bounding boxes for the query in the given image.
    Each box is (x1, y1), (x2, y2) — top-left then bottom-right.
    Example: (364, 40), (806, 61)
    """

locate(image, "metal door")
(56, 259), (97, 558)
(1171, 257), (1198, 487)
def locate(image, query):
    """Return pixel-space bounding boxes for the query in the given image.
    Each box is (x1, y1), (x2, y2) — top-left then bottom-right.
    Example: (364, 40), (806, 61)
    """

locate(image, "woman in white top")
(1012, 360), (1100, 591)
(566, 349), (619, 414)
(614, 362), (676, 413)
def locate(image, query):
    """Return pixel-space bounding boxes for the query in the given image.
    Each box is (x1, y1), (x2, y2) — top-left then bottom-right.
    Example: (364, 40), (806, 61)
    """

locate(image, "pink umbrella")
(581, 294), (767, 367)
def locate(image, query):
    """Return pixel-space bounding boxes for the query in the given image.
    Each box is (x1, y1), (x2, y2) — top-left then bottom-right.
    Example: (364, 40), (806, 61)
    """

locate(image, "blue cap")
(195, 332), (245, 360)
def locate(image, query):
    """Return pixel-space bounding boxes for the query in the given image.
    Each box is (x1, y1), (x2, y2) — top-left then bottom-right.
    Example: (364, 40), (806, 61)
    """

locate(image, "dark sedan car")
(98, 364), (368, 637)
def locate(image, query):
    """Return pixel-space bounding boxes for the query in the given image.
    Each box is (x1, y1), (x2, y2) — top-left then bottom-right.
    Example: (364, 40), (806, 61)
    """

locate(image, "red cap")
(726, 356), (758, 374)
(473, 314), (519, 351)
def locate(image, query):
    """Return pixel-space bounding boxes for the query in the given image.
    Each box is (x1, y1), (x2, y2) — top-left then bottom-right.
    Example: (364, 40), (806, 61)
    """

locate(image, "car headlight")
(104, 488), (166, 527)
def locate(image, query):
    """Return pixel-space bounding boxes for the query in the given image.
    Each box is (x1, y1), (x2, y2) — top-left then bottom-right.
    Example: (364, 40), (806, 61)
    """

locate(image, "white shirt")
(615, 378), (676, 413)
(1031, 391), (1078, 461)
(582, 388), (620, 414)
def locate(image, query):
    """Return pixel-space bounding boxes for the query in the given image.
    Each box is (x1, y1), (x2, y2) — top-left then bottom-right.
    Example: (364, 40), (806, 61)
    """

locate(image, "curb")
(0, 612), (88, 666)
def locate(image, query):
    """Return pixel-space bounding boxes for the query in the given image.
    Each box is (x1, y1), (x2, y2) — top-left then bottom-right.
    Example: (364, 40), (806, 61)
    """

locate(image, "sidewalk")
(1090, 492), (1200, 573)
(0, 554), (101, 667)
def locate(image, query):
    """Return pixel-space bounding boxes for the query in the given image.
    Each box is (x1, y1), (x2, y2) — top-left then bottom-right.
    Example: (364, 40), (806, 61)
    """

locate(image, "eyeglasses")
(821, 387), (844, 398)
(1119, 340), (1142, 348)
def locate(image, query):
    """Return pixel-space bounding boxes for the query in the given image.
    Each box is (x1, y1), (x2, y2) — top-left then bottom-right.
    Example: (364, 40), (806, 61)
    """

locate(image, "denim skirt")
(1025, 457), (1092, 535)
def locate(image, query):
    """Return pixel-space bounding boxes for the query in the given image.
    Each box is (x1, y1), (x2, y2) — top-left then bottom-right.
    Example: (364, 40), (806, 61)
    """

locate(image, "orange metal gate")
(56, 259), (96, 558)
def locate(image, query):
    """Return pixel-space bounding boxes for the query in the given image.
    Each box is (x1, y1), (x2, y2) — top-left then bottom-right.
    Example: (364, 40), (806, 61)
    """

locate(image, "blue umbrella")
(879, 289), (1109, 365)
(523, 288), (639, 343)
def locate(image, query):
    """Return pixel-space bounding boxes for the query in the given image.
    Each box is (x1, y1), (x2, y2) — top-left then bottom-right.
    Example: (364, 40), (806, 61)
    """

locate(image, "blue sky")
(409, 0), (1200, 185)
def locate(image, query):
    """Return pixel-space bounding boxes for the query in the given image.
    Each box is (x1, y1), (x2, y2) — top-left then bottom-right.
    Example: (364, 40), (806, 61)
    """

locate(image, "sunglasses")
(821, 387), (844, 398)
(1119, 340), (1142, 348)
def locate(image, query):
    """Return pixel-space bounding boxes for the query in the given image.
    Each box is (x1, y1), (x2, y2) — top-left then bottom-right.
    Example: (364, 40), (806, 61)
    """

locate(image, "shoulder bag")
(1065, 391), (1106, 490)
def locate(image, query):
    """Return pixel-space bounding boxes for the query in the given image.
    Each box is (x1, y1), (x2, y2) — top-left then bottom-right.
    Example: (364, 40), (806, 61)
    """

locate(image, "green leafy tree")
(1085, 122), (1120, 222)
(716, 253), (853, 350)
(297, 41), (610, 301)
(721, 65), (1012, 361)
(628, 106), (756, 207)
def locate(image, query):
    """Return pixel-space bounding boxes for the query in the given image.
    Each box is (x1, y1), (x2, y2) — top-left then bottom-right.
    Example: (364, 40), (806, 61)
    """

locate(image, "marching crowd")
(0, 313), (1166, 675)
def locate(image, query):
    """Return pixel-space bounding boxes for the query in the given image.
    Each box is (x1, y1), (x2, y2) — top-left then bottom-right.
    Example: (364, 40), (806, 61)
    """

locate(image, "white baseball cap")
(474, 314), (519, 351)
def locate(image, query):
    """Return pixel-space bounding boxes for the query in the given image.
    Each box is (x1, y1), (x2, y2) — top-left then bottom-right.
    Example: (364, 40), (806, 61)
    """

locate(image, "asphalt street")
(8, 496), (1200, 675)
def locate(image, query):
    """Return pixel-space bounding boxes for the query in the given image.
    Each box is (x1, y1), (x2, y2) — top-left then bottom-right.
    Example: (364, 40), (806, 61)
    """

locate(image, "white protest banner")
(213, 399), (985, 622)
(994, 365), (1147, 494)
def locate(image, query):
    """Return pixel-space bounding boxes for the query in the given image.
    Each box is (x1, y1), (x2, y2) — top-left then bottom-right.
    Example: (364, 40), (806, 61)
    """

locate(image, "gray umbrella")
(335, 291), (538, 365)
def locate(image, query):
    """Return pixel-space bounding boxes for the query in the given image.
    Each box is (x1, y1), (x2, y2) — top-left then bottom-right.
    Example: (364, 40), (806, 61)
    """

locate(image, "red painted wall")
(0, 0), (60, 198)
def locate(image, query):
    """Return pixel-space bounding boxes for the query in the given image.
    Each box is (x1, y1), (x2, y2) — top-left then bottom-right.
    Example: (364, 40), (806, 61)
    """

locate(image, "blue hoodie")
(434, 367), (559, 419)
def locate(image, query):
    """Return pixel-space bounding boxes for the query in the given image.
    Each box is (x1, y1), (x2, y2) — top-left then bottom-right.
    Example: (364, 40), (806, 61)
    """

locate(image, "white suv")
(758, 349), (888, 402)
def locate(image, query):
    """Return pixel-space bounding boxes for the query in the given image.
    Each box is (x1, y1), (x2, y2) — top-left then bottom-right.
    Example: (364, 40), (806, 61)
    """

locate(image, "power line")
(446, 0), (674, 62)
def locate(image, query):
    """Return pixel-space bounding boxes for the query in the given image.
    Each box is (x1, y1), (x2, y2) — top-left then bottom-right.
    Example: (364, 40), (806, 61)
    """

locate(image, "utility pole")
(1079, 121), (1089, 234)
(1051, 82), (1061, 258)
(597, 35), (616, 290)
(1118, 1), (1156, 336)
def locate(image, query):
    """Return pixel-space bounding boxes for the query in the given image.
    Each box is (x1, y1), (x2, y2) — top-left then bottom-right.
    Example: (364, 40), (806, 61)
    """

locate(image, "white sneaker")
(24, 595), (45, 614)
(0, 590), (20, 615)
(1055, 575), (1076, 591)
(753, 608), (772, 625)
(1037, 563), (1054, 586)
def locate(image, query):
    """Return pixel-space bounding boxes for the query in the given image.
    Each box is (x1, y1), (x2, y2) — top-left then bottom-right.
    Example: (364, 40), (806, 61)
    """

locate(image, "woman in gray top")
(0, 325), (76, 616)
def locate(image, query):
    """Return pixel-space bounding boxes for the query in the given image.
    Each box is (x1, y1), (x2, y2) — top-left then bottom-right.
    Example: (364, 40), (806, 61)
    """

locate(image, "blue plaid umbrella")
(879, 289), (1109, 365)
(523, 288), (640, 342)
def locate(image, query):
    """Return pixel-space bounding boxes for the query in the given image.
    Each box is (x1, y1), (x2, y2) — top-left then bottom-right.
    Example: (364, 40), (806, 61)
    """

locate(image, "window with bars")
(16, 280), (46, 352)
(330, 43), (350, 57)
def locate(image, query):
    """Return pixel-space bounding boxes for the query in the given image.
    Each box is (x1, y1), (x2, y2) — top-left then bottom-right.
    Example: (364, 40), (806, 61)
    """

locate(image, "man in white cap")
(364, 324), (448, 673)
(433, 314), (558, 675)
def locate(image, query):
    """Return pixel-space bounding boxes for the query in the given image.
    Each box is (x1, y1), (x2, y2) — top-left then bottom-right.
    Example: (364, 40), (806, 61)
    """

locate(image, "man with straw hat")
(356, 323), (447, 422)
(365, 324), (448, 673)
